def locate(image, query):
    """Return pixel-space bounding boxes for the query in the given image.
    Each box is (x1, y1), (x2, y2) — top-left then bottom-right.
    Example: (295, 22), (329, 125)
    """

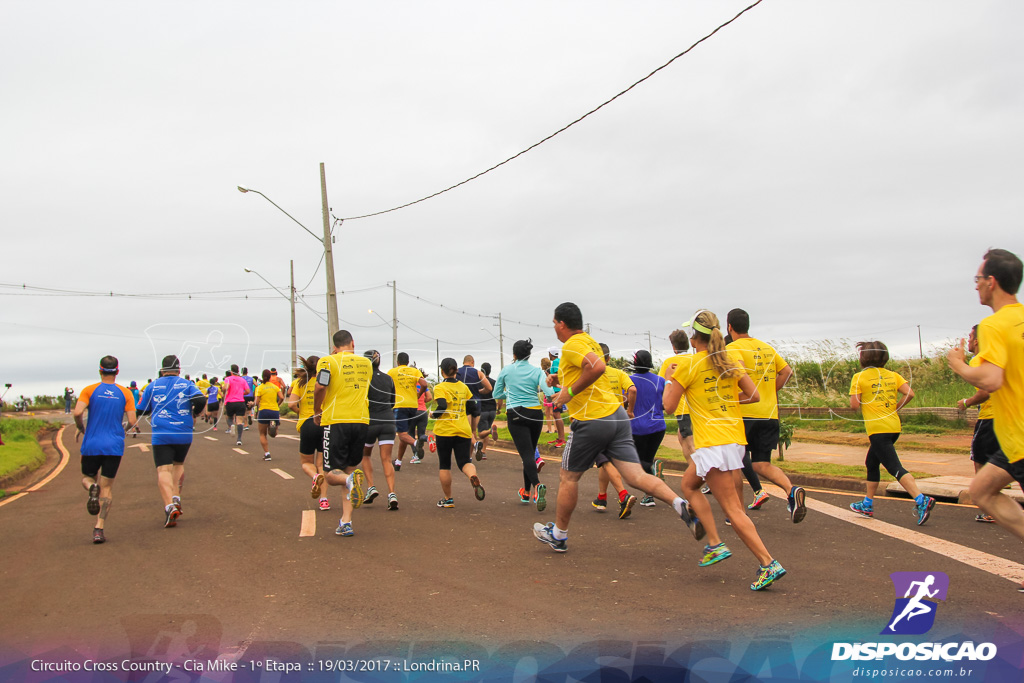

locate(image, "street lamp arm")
(238, 186), (323, 243)
(244, 268), (292, 303)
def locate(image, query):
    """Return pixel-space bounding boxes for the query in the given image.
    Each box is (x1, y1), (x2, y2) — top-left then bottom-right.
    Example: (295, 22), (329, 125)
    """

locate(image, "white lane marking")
(299, 509), (316, 537)
(233, 448), (248, 455)
(271, 468), (294, 480)
(278, 435), (300, 441)
(204, 436), (218, 441)
(128, 443), (150, 452)
(0, 426), (71, 509)
(764, 484), (1024, 585)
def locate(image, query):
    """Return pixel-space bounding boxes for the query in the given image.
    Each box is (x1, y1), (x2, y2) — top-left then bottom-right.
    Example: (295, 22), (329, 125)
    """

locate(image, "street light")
(245, 264), (297, 371)
(237, 163), (339, 349)
(369, 309), (397, 366)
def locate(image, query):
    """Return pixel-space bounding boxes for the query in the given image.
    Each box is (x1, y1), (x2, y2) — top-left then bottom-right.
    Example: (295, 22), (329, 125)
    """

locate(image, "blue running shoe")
(699, 543), (732, 567)
(789, 486), (807, 524)
(850, 500), (873, 517)
(335, 522), (354, 537)
(751, 560), (786, 591)
(678, 499), (706, 541)
(915, 496), (936, 526)
(533, 522), (567, 552)
(437, 497), (455, 508)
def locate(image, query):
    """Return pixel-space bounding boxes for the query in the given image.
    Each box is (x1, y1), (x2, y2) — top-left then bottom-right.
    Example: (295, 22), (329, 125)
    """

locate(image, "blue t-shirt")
(456, 366), (484, 399)
(137, 375), (204, 445)
(243, 375), (256, 397)
(629, 372), (666, 436)
(130, 387), (140, 403)
(80, 382), (133, 456)
(207, 385), (219, 404)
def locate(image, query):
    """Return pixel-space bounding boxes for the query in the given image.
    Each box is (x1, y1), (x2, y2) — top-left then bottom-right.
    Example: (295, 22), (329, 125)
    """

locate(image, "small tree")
(777, 419), (795, 461)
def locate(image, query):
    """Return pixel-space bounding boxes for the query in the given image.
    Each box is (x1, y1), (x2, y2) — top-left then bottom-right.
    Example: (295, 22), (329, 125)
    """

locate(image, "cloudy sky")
(1, 0), (1021, 399)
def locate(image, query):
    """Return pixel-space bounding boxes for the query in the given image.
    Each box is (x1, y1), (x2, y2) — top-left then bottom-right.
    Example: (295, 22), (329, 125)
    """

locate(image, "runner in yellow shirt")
(288, 356), (330, 511)
(957, 326), (997, 523)
(592, 342), (638, 518)
(388, 352), (430, 470)
(431, 357), (485, 507)
(658, 330), (694, 459)
(254, 369), (284, 462)
(948, 249), (1024, 583)
(848, 340), (934, 525)
(726, 309), (805, 521)
(533, 302), (703, 553)
(663, 309), (785, 591)
(313, 330), (371, 538)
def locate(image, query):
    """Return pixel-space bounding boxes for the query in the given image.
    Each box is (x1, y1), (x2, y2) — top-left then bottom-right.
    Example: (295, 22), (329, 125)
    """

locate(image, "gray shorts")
(561, 407), (639, 472)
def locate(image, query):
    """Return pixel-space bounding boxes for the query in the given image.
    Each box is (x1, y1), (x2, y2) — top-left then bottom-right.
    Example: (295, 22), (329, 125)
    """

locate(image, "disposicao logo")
(831, 572), (998, 662)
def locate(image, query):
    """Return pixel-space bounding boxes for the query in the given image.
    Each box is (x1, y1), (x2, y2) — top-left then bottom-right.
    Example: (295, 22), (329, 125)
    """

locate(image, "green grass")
(0, 418), (50, 480)
(776, 460), (931, 481)
(787, 412), (969, 436)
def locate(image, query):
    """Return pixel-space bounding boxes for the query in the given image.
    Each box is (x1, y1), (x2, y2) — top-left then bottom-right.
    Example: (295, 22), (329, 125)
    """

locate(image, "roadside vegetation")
(0, 418), (50, 487)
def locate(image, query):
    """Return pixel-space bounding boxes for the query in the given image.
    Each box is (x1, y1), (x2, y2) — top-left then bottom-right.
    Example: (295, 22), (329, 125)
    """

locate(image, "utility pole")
(585, 323), (591, 335)
(917, 325), (923, 360)
(435, 339), (440, 383)
(646, 330), (653, 355)
(392, 280), (398, 367)
(498, 312), (505, 369)
(289, 260), (297, 371)
(320, 162), (339, 346)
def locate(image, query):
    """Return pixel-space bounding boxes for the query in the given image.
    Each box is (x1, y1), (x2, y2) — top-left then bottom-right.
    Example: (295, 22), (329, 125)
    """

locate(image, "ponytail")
(692, 311), (742, 378)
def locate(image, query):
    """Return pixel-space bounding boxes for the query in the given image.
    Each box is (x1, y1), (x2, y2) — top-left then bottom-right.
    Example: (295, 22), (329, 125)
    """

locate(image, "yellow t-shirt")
(670, 350), (746, 449)
(195, 378), (211, 393)
(388, 365), (422, 409)
(977, 302), (1024, 462)
(604, 366), (635, 406)
(255, 382), (281, 411)
(559, 333), (618, 420)
(968, 356), (995, 420)
(316, 352), (372, 425)
(849, 367), (908, 436)
(290, 379), (315, 430)
(658, 355), (690, 416)
(432, 380), (472, 438)
(727, 337), (788, 420)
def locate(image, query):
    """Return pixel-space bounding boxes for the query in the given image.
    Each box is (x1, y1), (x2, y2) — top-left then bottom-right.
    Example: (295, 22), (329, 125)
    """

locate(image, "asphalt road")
(2, 422), (1023, 667)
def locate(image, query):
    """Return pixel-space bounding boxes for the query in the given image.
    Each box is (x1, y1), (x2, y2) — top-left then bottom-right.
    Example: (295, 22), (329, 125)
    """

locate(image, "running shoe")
(619, 494), (637, 520)
(653, 460), (664, 481)
(700, 484), (711, 495)
(751, 560), (787, 591)
(850, 500), (874, 517)
(725, 518), (732, 526)
(678, 500), (706, 541)
(263, 453), (272, 461)
(490, 424), (498, 439)
(335, 522), (354, 537)
(311, 473), (325, 499)
(387, 493), (399, 510)
(552, 438), (566, 448)
(236, 439), (242, 447)
(698, 542), (732, 567)
(533, 522), (567, 553)
(87, 483), (100, 516)
(319, 498), (330, 511)
(975, 513), (995, 523)
(428, 434), (436, 452)
(349, 469), (366, 509)
(535, 483), (547, 512)
(93, 528), (105, 544)
(416, 436), (426, 458)
(473, 441), (484, 461)
(518, 487), (531, 503)
(172, 495), (182, 516)
(915, 496), (936, 526)
(471, 475), (485, 501)
(748, 489), (770, 510)
(535, 456), (545, 473)
(269, 422), (278, 438)
(409, 456), (422, 464)
(1018, 582), (1024, 594)
(247, 415), (253, 426)
(164, 505), (179, 528)
(364, 486), (379, 505)
(592, 497), (608, 512)
(639, 495), (656, 507)
(437, 497), (455, 508)
(213, 427), (217, 431)
(788, 486), (807, 523)
(244, 426), (250, 431)
(393, 459), (402, 472)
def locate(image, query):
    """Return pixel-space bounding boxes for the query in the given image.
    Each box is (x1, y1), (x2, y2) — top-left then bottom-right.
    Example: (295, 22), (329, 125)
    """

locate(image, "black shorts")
(971, 419), (1000, 465)
(225, 401), (246, 418)
(322, 423), (368, 472)
(986, 447), (1024, 489)
(299, 418), (324, 456)
(465, 399), (481, 418)
(435, 434), (472, 471)
(408, 410), (429, 438)
(153, 443), (190, 468)
(207, 402), (220, 412)
(676, 414), (693, 438)
(365, 422), (397, 446)
(478, 410), (497, 433)
(394, 407), (418, 433)
(744, 418), (780, 463)
(81, 455), (122, 479)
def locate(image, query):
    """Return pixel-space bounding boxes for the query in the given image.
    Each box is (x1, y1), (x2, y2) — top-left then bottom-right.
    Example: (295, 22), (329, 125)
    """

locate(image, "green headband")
(681, 311), (715, 335)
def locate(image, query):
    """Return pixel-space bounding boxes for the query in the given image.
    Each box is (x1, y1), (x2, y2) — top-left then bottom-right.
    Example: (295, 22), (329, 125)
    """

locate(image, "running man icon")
(882, 571), (949, 635)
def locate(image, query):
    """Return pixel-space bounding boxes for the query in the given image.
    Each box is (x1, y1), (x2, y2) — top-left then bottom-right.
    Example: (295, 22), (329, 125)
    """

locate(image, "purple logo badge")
(881, 571), (949, 635)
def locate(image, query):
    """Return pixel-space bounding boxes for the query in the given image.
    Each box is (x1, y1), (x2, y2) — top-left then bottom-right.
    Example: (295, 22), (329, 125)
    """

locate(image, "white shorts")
(691, 443), (746, 479)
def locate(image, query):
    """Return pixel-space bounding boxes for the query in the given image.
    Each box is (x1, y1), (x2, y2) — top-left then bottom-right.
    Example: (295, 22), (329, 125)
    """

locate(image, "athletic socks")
(672, 497), (685, 517)
(618, 490), (628, 504)
(551, 525), (568, 541)
(596, 493), (608, 502)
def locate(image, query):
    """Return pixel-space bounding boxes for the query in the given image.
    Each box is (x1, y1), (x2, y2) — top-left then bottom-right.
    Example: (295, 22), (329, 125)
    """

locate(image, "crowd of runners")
(70, 248), (1024, 592)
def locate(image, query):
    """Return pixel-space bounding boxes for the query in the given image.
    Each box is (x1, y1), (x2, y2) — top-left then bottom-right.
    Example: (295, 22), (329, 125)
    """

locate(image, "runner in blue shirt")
(456, 356), (491, 460)
(73, 355), (137, 544)
(628, 350), (668, 507)
(137, 354), (207, 528)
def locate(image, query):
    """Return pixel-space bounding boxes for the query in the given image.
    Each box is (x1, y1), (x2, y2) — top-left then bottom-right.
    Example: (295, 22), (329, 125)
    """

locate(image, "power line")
(338, 0), (764, 221)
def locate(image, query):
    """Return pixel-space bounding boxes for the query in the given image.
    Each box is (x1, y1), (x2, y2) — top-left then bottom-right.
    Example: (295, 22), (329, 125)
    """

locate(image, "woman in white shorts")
(663, 309), (786, 591)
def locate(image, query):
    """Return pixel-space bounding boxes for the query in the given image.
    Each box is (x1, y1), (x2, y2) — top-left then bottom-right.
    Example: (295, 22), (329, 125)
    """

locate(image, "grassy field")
(0, 418), (49, 483)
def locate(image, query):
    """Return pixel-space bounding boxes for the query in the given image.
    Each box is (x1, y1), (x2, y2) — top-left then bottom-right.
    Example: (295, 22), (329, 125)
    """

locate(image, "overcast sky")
(2, 0), (1021, 399)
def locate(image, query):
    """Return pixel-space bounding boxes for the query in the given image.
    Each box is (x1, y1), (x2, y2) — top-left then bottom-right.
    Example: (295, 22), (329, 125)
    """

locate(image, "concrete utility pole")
(320, 162), (339, 346)
(918, 325), (923, 360)
(498, 312), (505, 369)
(391, 281), (399, 367)
(289, 260), (297, 369)
(646, 330), (653, 355)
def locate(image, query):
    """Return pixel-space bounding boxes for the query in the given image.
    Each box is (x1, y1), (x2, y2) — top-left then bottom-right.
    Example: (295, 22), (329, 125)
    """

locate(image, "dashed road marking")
(279, 435), (300, 441)
(233, 448), (248, 455)
(271, 469), (294, 480)
(204, 436), (218, 441)
(299, 510), (316, 537)
(128, 443), (150, 452)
